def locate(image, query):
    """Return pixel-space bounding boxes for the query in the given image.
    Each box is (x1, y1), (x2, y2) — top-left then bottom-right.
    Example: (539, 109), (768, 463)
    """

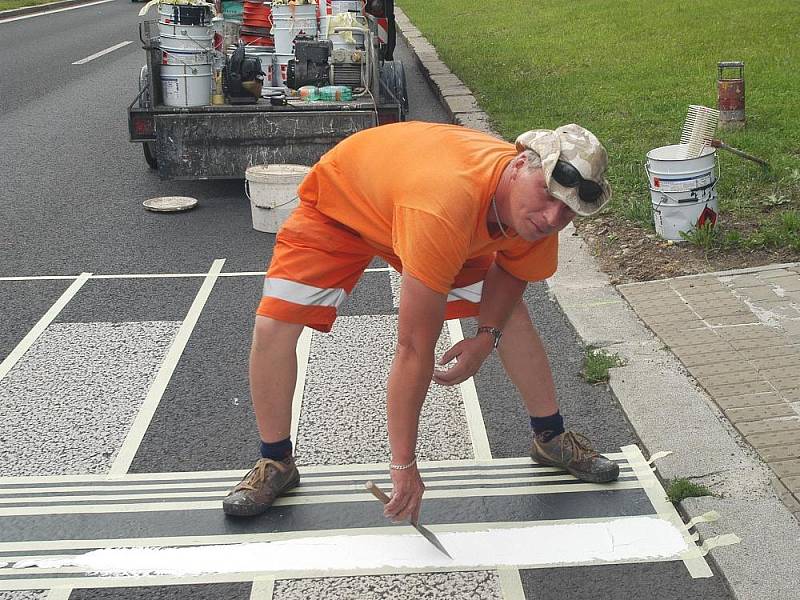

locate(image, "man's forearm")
(386, 345), (434, 464)
(478, 263), (528, 329)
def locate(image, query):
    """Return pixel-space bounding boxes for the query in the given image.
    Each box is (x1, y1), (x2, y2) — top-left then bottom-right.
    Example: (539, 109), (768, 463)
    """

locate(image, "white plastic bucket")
(246, 49), (275, 86)
(158, 23), (214, 51)
(161, 48), (212, 65)
(274, 52), (293, 86)
(245, 164), (311, 233)
(161, 63), (212, 107)
(158, 2), (212, 25)
(271, 4), (318, 54)
(331, 0), (361, 14)
(645, 144), (719, 241)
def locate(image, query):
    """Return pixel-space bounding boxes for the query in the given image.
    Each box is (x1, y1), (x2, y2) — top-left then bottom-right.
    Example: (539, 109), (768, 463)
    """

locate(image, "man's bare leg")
(496, 301), (559, 417)
(496, 301), (619, 483)
(223, 316), (304, 516)
(250, 316), (305, 442)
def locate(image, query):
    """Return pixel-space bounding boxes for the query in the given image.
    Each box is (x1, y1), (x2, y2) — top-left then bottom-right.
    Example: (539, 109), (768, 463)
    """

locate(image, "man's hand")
(433, 334), (494, 386)
(384, 465), (425, 524)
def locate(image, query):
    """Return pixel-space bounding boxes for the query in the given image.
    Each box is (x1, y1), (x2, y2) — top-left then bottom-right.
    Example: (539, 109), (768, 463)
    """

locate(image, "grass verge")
(581, 347), (624, 384)
(666, 478), (714, 503)
(0, 0), (64, 11)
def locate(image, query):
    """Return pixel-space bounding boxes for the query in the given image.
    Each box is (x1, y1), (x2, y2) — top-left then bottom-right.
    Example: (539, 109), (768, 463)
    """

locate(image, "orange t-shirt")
(297, 121), (559, 294)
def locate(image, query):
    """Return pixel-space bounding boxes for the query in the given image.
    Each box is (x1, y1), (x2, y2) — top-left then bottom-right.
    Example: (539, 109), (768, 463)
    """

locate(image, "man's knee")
(252, 316), (304, 351)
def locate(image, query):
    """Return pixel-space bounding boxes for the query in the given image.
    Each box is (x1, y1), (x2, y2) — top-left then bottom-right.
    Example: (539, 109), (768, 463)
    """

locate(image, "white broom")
(679, 105), (720, 159)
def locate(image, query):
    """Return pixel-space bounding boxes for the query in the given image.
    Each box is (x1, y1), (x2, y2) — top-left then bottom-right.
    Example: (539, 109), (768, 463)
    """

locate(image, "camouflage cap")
(515, 124), (612, 216)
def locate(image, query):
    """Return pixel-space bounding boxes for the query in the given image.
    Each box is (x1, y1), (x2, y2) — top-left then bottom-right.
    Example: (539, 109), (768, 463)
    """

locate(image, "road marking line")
(0, 453), (628, 485)
(0, 0), (113, 24)
(109, 259), (225, 475)
(250, 576), (275, 600)
(45, 588), (72, 600)
(446, 318), (492, 459)
(0, 474), (640, 504)
(0, 480), (643, 516)
(0, 267), (390, 282)
(0, 272), (91, 383)
(72, 40), (132, 65)
(497, 567), (525, 600)
(290, 327), (312, 442)
(621, 444), (713, 579)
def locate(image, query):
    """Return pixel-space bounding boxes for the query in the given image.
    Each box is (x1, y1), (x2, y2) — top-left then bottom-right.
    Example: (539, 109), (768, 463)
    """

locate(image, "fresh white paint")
(72, 41), (132, 65)
(14, 517), (688, 576)
(0, 0), (114, 24)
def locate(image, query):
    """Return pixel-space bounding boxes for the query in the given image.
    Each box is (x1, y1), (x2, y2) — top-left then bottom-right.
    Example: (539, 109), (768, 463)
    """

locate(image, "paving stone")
(649, 322), (707, 338)
(725, 403), (795, 423)
(736, 286), (786, 301)
(758, 366), (800, 379)
(689, 360), (748, 377)
(670, 276), (722, 289)
(783, 475), (800, 493)
(727, 274), (765, 289)
(696, 370), (764, 388)
(770, 458), (800, 478)
(771, 377), (800, 392)
(771, 476), (800, 513)
(660, 329), (722, 347)
(782, 319), (800, 336)
(771, 277), (800, 292)
(738, 345), (800, 360)
(758, 268), (797, 280)
(445, 95), (480, 114)
(678, 291), (735, 305)
(750, 354), (800, 370)
(642, 310), (702, 325)
(781, 389), (800, 403)
(716, 324), (774, 340)
(737, 417), (800, 436)
(454, 112), (496, 133)
(729, 335), (787, 350)
(430, 74), (463, 88)
(756, 442), (800, 462)
(704, 380), (773, 398)
(747, 428), (800, 449)
(422, 60), (452, 76)
(691, 302), (752, 317)
(674, 347), (741, 367)
(707, 314), (761, 326)
(715, 392), (784, 409)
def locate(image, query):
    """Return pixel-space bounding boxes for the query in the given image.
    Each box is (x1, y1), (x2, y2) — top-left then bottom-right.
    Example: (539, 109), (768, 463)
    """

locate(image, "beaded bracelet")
(390, 456), (417, 470)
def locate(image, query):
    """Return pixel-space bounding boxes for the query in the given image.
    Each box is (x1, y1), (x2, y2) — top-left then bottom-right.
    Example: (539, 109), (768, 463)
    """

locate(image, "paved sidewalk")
(618, 264), (800, 518)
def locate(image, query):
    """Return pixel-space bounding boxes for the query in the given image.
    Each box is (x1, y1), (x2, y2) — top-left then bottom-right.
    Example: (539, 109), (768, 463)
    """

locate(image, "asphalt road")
(0, 2), (732, 599)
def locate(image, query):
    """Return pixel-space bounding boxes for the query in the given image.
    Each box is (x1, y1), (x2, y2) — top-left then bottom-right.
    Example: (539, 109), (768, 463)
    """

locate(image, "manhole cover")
(143, 196), (198, 212)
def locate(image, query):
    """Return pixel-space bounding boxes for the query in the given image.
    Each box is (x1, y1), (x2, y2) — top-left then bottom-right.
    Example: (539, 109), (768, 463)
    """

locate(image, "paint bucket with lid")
(161, 62), (213, 107)
(645, 144), (719, 241)
(245, 164), (311, 233)
(158, 23), (214, 51)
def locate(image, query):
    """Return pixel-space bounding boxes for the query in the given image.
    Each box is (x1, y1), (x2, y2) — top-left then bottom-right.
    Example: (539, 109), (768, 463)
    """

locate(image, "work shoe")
(222, 457), (300, 517)
(531, 431), (620, 483)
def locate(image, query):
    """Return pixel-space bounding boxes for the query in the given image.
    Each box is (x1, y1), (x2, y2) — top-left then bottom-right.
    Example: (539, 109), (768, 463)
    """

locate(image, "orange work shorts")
(257, 202), (493, 332)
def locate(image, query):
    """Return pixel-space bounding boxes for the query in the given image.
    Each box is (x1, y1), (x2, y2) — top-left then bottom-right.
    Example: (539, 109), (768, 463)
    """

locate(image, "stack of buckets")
(271, 2), (317, 86)
(245, 164), (311, 233)
(241, 1), (275, 86)
(158, 2), (214, 107)
(221, 0), (244, 21)
(645, 144), (719, 241)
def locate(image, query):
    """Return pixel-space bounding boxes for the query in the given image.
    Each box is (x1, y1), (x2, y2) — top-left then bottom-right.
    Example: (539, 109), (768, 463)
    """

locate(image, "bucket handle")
(644, 160), (721, 210)
(245, 183), (300, 210)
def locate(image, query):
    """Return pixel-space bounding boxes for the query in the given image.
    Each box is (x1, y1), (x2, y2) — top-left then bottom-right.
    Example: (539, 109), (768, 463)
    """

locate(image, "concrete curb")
(394, 6), (800, 599)
(0, 0), (104, 19)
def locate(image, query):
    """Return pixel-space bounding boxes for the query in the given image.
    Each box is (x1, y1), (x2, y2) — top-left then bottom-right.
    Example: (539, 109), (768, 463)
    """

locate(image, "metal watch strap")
(476, 326), (502, 348)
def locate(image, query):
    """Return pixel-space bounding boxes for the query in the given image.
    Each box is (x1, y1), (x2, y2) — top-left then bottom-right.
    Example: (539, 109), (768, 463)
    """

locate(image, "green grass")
(666, 478), (713, 503)
(0, 0), (59, 11)
(398, 0), (800, 244)
(582, 347), (624, 384)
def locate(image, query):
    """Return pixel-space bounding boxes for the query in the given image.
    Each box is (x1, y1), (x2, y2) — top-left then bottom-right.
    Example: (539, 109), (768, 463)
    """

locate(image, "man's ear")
(509, 153), (528, 180)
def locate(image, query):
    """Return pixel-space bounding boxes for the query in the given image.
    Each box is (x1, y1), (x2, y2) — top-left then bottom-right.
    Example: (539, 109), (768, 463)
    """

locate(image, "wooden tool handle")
(365, 481), (391, 504)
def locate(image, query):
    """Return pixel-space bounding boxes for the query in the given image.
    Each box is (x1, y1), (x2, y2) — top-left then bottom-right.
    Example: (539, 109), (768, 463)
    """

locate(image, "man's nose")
(544, 199), (570, 227)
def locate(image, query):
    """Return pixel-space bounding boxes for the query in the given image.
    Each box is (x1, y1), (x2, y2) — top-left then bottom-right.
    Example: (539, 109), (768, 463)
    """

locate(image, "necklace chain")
(492, 196), (511, 239)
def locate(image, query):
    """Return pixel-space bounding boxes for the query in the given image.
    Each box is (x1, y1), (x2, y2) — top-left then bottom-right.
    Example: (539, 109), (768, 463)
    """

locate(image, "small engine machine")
(287, 37), (332, 89)
(224, 43), (264, 104)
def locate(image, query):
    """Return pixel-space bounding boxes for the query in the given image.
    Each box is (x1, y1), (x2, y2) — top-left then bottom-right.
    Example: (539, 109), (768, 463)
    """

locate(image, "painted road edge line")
(109, 259), (225, 475)
(250, 576), (275, 600)
(72, 41), (132, 65)
(446, 318), (492, 460)
(0, 0), (112, 24)
(620, 444), (713, 578)
(497, 567), (525, 600)
(0, 272), (91, 383)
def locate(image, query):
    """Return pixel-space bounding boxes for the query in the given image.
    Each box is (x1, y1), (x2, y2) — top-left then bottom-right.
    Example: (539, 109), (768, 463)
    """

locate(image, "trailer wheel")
(143, 142), (158, 170)
(379, 60), (408, 118)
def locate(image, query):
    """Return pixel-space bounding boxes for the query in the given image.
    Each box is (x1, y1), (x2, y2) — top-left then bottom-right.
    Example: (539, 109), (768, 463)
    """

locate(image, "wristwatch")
(476, 326), (503, 348)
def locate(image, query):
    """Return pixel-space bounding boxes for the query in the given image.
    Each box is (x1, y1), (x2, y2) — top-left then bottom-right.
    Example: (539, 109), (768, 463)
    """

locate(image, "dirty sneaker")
(222, 457), (300, 517)
(530, 431), (620, 483)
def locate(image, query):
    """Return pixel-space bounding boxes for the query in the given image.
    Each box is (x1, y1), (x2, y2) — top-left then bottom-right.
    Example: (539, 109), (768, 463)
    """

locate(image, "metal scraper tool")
(365, 481), (453, 559)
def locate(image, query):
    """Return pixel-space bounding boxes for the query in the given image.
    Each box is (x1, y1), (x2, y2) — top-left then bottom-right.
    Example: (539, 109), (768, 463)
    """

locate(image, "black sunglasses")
(551, 160), (604, 204)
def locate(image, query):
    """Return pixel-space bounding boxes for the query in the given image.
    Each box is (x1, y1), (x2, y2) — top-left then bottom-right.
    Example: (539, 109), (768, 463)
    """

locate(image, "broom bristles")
(680, 105), (720, 158)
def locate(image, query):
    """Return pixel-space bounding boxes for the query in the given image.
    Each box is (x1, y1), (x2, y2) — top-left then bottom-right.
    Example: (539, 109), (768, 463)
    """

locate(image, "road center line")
(0, 0), (114, 24)
(72, 40), (132, 65)
(109, 259), (226, 475)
